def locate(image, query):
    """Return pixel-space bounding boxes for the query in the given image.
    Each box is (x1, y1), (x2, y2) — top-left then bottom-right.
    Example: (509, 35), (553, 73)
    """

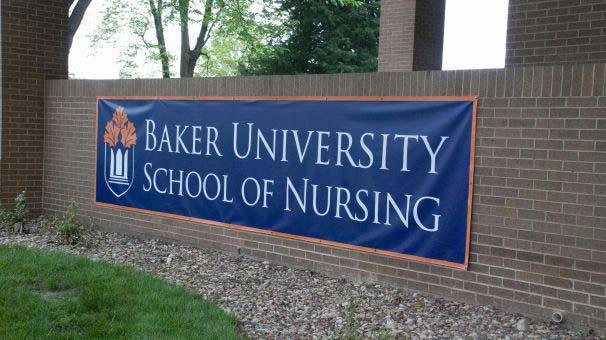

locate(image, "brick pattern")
(506, 0), (606, 66)
(378, 0), (417, 72)
(44, 65), (606, 333)
(0, 0), (68, 211)
(378, 0), (446, 72)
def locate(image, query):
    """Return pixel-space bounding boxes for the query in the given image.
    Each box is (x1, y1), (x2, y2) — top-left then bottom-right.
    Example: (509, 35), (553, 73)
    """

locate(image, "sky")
(69, 0), (509, 79)
(442, 0), (509, 70)
(70, 0), (121, 79)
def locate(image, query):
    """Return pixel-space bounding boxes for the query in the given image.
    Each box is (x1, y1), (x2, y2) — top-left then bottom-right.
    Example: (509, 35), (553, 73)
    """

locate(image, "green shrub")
(37, 215), (57, 232)
(35, 200), (90, 245)
(0, 203), (16, 229)
(0, 191), (28, 233)
(55, 200), (88, 245)
(14, 191), (29, 224)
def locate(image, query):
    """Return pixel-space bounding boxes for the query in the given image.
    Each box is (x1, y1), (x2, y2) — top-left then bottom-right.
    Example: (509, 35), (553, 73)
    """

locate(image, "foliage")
(14, 192), (29, 225)
(0, 204), (16, 230)
(92, 0), (267, 78)
(92, 0), (171, 78)
(37, 216), (56, 232)
(55, 201), (89, 246)
(343, 296), (360, 340)
(194, 0), (287, 77)
(194, 35), (244, 77)
(90, 0), (371, 77)
(41, 200), (90, 246)
(0, 191), (29, 233)
(0, 245), (241, 339)
(239, 0), (380, 75)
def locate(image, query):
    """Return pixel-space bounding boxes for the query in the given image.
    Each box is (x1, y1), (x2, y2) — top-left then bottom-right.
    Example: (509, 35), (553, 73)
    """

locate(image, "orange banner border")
(94, 96), (478, 270)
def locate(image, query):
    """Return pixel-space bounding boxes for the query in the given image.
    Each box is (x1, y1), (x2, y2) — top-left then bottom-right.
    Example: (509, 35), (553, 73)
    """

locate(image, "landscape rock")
(516, 318), (528, 332)
(0, 229), (601, 339)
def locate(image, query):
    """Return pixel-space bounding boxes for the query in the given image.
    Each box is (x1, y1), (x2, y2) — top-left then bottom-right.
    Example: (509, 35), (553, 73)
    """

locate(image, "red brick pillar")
(378, 0), (446, 72)
(0, 0), (69, 211)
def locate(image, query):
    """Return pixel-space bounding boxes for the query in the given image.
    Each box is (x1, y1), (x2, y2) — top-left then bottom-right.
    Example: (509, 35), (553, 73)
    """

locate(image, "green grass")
(0, 245), (241, 339)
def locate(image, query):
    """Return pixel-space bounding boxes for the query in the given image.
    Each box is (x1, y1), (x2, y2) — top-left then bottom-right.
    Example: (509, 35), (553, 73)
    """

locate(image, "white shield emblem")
(103, 107), (137, 197)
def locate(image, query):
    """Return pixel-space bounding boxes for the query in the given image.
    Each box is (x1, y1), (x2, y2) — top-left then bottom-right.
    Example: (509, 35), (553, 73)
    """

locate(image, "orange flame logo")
(103, 107), (137, 149)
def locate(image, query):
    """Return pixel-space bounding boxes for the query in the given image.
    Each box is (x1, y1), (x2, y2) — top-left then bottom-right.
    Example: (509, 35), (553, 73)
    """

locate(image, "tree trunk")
(178, 0), (192, 77)
(180, 52), (196, 77)
(149, 0), (171, 78)
(179, 0), (214, 78)
(67, 0), (93, 54)
(185, 57), (197, 77)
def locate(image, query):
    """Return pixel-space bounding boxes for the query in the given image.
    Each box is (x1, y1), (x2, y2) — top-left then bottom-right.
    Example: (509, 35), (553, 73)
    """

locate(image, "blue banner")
(95, 97), (476, 268)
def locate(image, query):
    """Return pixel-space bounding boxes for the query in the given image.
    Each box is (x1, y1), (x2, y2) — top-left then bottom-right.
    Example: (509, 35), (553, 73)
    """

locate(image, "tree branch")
(202, 6), (222, 46)
(192, 0), (215, 57)
(178, 0), (192, 76)
(149, 0), (171, 78)
(135, 16), (154, 49)
(67, 0), (92, 52)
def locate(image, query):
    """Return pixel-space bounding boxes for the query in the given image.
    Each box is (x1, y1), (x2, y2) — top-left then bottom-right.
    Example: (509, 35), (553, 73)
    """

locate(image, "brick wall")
(44, 65), (606, 333)
(506, 0), (606, 66)
(0, 0), (68, 210)
(378, 0), (446, 72)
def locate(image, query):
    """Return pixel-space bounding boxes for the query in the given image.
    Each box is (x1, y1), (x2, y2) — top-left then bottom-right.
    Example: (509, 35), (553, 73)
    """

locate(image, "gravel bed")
(0, 229), (601, 339)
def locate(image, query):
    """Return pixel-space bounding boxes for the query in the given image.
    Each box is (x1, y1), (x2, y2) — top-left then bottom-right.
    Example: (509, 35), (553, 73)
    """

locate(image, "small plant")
(0, 203), (16, 229)
(55, 200), (88, 245)
(342, 296), (361, 340)
(0, 191), (28, 233)
(14, 191), (29, 225)
(37, 215), (56, 231)
(36, 199), (91, 245)
(334, 296), (394, 340)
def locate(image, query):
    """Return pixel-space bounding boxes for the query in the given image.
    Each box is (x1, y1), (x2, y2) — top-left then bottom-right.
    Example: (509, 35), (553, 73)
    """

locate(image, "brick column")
(378, 0), (445, 72)
(0, 0), (68, 211)
(378, 0), (417, 72)
(412, 0), (445, 71)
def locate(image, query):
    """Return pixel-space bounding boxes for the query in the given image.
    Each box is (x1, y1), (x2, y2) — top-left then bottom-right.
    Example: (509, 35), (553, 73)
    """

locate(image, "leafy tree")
(93, 0), (261, 78)
(176, 0), (217, 77)
(239, 0), (379, 75)
(193, 0), (287, 77)
(68, 0), (94, 54)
